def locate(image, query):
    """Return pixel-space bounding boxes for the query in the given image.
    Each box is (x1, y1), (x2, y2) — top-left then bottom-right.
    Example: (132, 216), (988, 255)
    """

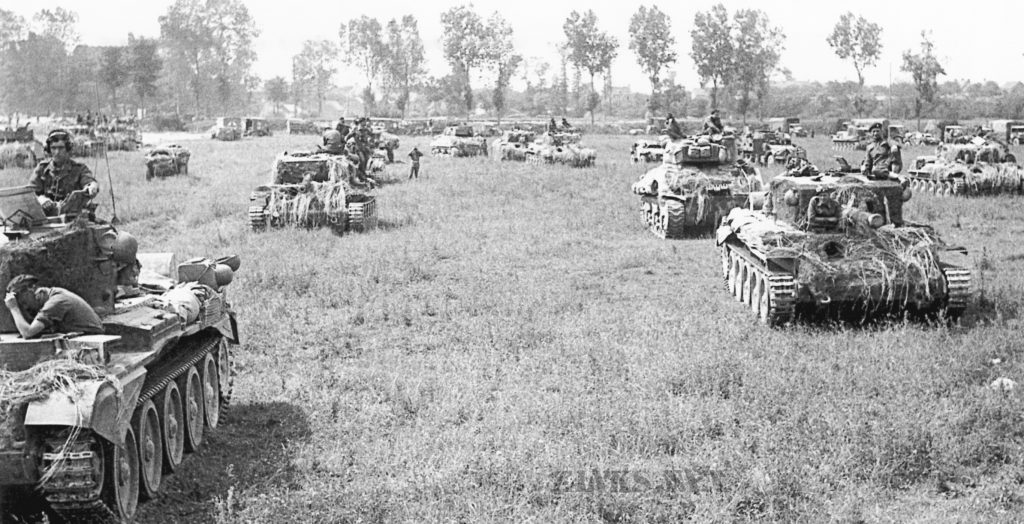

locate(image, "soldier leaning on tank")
(863, 123), (903, 180)
(704, 109), (724, 135)
(664, 113), (684, 140)
(4, 275), (104, 339)
(335, 116), (350, 138)
(30, 129), (100, 216)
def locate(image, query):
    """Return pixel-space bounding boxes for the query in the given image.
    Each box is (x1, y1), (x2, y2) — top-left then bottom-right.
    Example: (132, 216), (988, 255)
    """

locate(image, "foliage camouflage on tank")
(631, 133), (764, 239)
(716, 161), (971, 326)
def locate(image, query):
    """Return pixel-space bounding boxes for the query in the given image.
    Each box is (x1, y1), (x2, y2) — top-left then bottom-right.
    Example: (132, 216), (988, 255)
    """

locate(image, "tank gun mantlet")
(663, 135), (736, 166)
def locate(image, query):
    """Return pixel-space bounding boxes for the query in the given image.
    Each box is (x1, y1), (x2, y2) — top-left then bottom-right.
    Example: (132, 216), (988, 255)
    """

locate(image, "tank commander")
(703, 109), (724, 135)
(664, 113), (684, 140)
(863, 122), (903, 180)
(4, 274), (104, 339)
(561, 118), (573, 131)
(30, 129), (99, 216)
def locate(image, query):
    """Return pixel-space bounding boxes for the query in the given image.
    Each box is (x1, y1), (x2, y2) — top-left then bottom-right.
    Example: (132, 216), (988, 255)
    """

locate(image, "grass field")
(3, 134), (1024, 522)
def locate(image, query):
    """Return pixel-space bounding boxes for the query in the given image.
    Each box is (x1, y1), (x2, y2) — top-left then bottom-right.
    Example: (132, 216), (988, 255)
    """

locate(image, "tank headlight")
(784, 190), (799, 206)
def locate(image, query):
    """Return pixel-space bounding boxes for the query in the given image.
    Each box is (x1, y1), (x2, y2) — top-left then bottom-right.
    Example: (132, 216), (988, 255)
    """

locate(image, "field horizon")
(2, 134), (1023, 522)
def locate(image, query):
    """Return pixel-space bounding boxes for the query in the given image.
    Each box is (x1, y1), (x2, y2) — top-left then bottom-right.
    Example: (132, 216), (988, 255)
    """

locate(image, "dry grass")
(2, 134), (1024, 522)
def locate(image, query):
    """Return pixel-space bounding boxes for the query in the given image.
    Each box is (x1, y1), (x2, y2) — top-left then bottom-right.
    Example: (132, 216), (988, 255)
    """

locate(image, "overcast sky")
(6, 0), (1023, 92)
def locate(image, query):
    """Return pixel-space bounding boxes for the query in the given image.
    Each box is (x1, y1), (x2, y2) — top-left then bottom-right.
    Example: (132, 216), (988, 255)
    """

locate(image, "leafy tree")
(731, 9), (784, 122)
(265, 76), (289, 115)
(32, 7), (78, 51)
(340, 16), (385, 114)
(292, 39), (338, 115)
(126, 34), (161, 115)
(691, 4), (733, 109)
(0, 33), (67, 115)
(826, 12), (882, 116)
(562, 9), (618, 123)
(628, 5), (676, 113)
(440, 5), (488, 115)
(159, 0), (259, 116)
(383, 15), (425, 118)
(485, 12), (520, 124)
(901, 31), (945, 128)
(99, 46), (127, 112)
(0, 9), (26, 46)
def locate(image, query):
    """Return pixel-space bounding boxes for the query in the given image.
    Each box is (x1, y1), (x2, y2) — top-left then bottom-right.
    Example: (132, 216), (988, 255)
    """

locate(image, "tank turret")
(632, 133), (764, 239)
(716, 165), (970, 325)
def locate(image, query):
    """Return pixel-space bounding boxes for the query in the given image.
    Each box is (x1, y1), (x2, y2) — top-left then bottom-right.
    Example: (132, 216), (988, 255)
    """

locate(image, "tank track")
(38, 334), (225, 522)
(40, 434), (115, 524)
(347, 198), (377, 232)
(654, 200), (686, 239)
(722, 244), (796, 326)
(943, 267), (971, 320)
(248, 204), (267, 232)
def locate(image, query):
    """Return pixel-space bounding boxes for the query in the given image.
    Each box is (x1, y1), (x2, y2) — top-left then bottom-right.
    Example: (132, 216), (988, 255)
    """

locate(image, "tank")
(908, 141), (1024, 196)
(0, 127), (39, 169)
(0, 216), (241, 522)
(66, 125), (106, 158)
(630, 136), (667, 164)
(247, 151), (377, 234)
(98, 119), (140, 152)
(716, 164), (971, 326)
(527, 132), (596, 167)
(631, 134), (765, 239)
(144, 144), (191, 180)
(494, 130), (536, 162)
(430, 125), (487, 157)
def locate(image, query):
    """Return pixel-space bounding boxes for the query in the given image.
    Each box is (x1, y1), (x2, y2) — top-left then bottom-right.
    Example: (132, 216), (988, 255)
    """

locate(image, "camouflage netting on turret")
(0, 224), (117, 332)
(272, 152), (357, 185)
(726, 208), (948, 307)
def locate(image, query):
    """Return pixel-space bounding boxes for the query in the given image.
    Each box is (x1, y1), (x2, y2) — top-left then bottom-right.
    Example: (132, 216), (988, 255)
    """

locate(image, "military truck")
(0, 204), (240, 522)
(990, 120), (1024, 146)
(209, 117), (242, 141)
(144, 144), (191, 180)
(248, 152), (376, 234)
(717, 162), (970, 325)
(242, 117), (272, 137)
(429, 125), (488, 157)
(632, 133), (764, 239)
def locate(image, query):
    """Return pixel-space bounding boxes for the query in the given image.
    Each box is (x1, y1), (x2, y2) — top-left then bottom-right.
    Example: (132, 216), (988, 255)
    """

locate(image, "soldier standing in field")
(30, 129), (100, 216)
(863, 122), (903, 180)
(408, 147), (424, 179)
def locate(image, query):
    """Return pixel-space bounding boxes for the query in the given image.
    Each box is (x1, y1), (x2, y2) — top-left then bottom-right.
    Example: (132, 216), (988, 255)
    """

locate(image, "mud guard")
(24, 367), (147, 446)
(215, 310), (240, 344)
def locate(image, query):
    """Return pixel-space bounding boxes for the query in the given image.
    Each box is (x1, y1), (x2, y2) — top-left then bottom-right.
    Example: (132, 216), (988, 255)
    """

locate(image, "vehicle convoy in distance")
(908, 139), (1023, 196)
(429, 125), (488, 157)
(631, 133), (764, 239)
(716, 162), (970, 326)
(248, 151), (377, 234)
(144, 144), (191, 180)
(0, 211), (241, 522)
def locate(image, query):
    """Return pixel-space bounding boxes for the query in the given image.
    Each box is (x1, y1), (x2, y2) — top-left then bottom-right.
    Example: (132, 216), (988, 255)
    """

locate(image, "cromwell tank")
(908, 141), (1024, 196)
(0, 213), (241, 522)
(631, 134), (764, 239)
(527, 132), (596, 167)
(144, 144), (191, 180)
(430, 125), (487, 157)
(716, 164), (971, 326)
(248, 151), (377, 234)
(494, 130), (536, 161)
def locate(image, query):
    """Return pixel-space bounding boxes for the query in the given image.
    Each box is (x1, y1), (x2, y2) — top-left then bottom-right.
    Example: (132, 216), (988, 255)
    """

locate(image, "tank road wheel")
(744, 264), (758, 308)
(660, 200), (686, 239)
(752, 272), (765, 318)
(157, 382), (185, 472)
(217, 338), (234, 415)
(728, 255), (741, 297)
(761, 274), (796, 327)
(942, 268), (971, 322)
(201, 353), (222, 429)
(735, 261), (747, 301)
(248, 205), (268, 232)
(177, 367), (205, 453)
(132, 400), (163, 500)
(101, 427), (139, 521)
(757, 274), (770, 323)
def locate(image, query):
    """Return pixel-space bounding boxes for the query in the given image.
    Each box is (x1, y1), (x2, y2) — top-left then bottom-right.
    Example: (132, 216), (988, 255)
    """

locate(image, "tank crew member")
(703, 109), (724, 135)
(30, 129), (99, 216)
(408, 146), (424, 179)
(863, 122), (903, 179)
(664, 113), (684, 140)
(548, 118), (558, 134)
(321, 128), (347, 155)
(561, 118), (573, 131)
(4, 275), (104, 339)
(335, 116), (350, 138)
(345, 118), (373, 178)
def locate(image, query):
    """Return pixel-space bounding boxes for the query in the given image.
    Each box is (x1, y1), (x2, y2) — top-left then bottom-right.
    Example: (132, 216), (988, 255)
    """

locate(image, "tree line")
(2, 2), (1019, 124)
